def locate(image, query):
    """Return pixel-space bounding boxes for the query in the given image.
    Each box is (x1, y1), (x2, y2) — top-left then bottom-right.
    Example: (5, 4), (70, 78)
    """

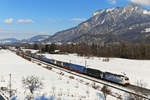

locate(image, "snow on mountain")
(92, 10), (105, 16)
(144, 28), (150, 32)
(92, 8), (115, 17)
(21, 35), (50, 43)
(0, 35), (50, 45)
(0, 40), (11, 44)
(106, 8), (115, 12)
(143, 10), (150, 15)
(27, 35), (49, 42)
(0, 50), (119, 100)
(43, 53), (150, 89)
(0, 38), (20, 45)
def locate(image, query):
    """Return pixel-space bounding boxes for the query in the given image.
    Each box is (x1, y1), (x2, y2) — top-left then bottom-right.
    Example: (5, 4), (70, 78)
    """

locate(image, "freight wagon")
(55, 60), (64, 67)
(63, 63), (86, 73)
(84, 68), (103, 79)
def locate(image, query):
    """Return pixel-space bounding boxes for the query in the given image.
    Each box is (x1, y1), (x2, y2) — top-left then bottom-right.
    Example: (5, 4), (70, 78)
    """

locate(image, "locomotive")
(84, 68), (129, 85)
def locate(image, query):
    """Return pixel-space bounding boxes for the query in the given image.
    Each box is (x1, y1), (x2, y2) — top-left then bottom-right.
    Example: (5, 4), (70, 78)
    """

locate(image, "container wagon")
(63, 63), (86, 73)
(40, 57), (52, 63)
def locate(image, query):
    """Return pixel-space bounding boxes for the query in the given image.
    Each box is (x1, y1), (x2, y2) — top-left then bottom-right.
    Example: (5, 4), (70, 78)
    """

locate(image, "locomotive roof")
(86, 68), (103, 72)
(105, 72), (127, 77)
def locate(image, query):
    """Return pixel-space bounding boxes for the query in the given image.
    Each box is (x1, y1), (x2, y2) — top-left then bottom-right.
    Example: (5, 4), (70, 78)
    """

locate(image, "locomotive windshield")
(125, 77), (129, 80)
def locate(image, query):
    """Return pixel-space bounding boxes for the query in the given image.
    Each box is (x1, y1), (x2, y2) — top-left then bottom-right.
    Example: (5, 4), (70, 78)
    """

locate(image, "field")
(0, 49), (118, 100)
(1, 49), (150, 100)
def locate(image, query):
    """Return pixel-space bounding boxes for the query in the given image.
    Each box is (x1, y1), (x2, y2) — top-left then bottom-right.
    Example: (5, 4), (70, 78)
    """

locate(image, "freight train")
(17, 50), (130, 86)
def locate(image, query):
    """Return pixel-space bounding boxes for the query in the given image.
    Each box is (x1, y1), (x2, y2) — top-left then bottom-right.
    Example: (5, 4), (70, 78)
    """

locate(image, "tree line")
(22, 43), (150, 60)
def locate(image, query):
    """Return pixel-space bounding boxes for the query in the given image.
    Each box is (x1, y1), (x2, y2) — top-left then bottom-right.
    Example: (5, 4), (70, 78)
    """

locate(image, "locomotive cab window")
(125, 77), (129, 80)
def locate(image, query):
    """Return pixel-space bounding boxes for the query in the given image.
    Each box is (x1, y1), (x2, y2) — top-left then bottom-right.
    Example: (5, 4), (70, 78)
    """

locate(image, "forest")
(19, 43), (150, 60)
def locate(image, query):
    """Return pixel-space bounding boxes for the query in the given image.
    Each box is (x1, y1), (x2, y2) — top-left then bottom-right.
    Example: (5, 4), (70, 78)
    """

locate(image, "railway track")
(127, 85), (150, 96)
(29, 56), (150, 100)
(0, 90), (9, 100)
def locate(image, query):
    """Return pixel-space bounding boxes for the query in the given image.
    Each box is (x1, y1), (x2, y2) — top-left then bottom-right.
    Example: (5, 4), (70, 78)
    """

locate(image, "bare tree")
(86, 88), (90, 98)
(101, 85), (111, 100)
(136, 80), (147, 89)
(22, 75), (43, 94)
(52, 86), (56, 96)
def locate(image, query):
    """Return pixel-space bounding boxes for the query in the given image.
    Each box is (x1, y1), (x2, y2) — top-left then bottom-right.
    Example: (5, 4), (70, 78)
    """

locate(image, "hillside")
(45, 4), (150, 44)
(21, 35), (49, 43)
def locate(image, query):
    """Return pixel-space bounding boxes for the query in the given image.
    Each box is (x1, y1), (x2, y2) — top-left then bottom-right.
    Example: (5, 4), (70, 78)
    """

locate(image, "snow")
(43, 53), (150, 89)
(0, 50), (119, 100)
(92, 10), (105, 16)
(144, 28), (150, 32)
(135, 6), (138, 11)
(22, 49), (38, 53)
(0, 40), (11, 44)
(129, 27), (133, 30)
(143, 10), (150, 15)
(130, 6), (138, 12)
(106, 8), (115, 12)
(101, 19), (105, 24)
(83, 22), (89, 27)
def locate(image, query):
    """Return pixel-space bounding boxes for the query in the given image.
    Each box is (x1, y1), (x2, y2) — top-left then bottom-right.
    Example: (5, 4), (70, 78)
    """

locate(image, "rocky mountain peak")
(125, 4), (139, 9)
(123, 4), (144, 14)
(92, 7), (121, 17)
(92, 4), (144, 17)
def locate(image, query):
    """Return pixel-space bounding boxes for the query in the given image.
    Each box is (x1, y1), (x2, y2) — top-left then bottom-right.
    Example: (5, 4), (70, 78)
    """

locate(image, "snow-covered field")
(43, 53), (150, 89)
(0, 50), (119, 100)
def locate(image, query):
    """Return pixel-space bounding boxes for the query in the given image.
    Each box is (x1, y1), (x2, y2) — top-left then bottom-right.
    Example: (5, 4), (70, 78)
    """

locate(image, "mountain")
(0, 38), (20, 45)
(45, 4), (150, 44)
(29, 35), (49, 42)
(0, 35), (50, 45)
(21, 35), (50, 43)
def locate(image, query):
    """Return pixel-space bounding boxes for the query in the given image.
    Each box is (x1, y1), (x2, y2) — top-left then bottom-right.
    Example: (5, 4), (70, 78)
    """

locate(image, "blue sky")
(0, 0), (150, 39)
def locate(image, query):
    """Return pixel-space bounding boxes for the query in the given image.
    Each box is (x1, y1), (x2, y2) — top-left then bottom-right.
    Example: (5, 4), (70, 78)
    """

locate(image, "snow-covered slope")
(21, 35), (49, 43)
(0, 38), (20, 45)
(43, 53), (150, 89)
(0, 50), (118, 100)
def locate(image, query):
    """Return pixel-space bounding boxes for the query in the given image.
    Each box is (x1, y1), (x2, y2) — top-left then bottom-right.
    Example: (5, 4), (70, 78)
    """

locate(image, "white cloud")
(128, 0), (150, 6)
(70, 18), (87, 22)
(108, 0), (117, 5)
(18, 19), (34, 24)
(4, 18), (13, 24)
